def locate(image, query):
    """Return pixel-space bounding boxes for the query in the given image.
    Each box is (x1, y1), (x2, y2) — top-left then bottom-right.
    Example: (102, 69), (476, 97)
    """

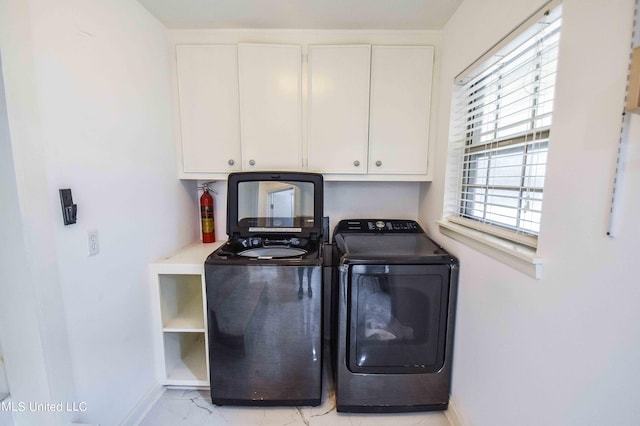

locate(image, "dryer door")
(347, 264), (450, 374)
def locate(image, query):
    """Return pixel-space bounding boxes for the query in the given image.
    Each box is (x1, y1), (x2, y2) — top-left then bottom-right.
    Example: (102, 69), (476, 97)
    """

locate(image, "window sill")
(437, 219), (543, 279)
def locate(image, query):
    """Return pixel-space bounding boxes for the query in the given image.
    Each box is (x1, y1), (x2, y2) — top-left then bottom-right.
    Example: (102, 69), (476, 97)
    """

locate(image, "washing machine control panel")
(232, 236), (310, 249)
(335, 219), (423, 234)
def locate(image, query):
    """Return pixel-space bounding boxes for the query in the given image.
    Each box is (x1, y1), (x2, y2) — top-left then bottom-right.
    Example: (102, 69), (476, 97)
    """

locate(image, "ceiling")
(136, 0), (463, 30)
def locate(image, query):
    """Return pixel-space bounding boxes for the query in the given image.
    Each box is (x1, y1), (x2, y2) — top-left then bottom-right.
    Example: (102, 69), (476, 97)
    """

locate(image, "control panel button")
(338, 219), (422, 234)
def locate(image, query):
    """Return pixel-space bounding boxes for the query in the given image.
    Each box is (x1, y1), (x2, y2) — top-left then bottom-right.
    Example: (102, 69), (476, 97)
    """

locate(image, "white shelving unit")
(163, 332), (207, 383)
(149, 241), (224, 387)
(159, 274), (205, 331)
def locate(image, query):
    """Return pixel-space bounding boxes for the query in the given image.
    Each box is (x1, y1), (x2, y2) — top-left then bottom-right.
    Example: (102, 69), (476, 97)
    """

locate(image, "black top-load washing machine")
(331, 219), (459, 413)
(205, 172), (325, 406)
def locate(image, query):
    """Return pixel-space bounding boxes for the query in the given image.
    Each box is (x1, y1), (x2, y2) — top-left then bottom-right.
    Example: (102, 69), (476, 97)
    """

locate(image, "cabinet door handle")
(353, 160), (360, 167)
(376, 160), (382, 167)
(228, 159), (235, 166)
(249, 159), (255, 166)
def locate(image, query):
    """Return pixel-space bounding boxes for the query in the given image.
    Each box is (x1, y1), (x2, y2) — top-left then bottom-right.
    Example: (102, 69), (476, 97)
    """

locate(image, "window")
(445, 3), (562, 249)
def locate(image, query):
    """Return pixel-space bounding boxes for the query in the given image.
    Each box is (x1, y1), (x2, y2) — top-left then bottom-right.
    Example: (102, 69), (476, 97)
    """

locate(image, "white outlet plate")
(88, 230), (99, 256)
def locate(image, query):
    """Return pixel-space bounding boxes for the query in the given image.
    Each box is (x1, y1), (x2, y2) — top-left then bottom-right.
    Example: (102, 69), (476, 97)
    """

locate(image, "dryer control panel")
(334, 219), (424, 234)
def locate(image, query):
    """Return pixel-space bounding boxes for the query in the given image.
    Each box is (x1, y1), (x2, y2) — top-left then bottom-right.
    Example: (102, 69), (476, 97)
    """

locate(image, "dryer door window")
(347, 264), (450, 374)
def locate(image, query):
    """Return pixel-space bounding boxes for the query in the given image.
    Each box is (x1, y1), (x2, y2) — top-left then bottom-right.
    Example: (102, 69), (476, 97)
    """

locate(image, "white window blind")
(447, 3), (562, 248)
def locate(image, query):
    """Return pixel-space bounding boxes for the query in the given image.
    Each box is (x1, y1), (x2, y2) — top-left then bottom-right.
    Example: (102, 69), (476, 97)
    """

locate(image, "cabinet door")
(176, 45), (241, 174)
(238, 44), (302, 171)
(368, 46), (434, 174)
(307, 45), (371, 174)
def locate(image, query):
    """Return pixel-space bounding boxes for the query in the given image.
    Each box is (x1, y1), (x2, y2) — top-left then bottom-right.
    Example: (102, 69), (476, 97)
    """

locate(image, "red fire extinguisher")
(200, 183), (215, 243)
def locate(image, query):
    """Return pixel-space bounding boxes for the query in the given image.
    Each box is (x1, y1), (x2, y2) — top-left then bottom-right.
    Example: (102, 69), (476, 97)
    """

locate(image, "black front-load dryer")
(331, 219), (459, 413)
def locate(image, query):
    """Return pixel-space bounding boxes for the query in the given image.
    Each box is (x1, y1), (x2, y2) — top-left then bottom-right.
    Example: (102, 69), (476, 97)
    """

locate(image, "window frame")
(439, 0), (562, 278)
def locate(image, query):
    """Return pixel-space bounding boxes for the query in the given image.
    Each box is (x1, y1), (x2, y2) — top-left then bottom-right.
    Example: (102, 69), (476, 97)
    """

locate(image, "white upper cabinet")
(238, 44), (302, 171)
(176, 44), (241, 176)
(307, 45), (434, 178)
(368, 46), (434, 175)
(307, 45), (372, 174)
(173, 39), (435, 181)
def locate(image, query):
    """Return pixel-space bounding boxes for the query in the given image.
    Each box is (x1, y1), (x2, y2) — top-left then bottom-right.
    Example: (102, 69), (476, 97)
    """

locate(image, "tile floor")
(139, 387), (452, 426)
(0, 357), (452, 426)
(0, 390), (452, 426)
(0, 381), (452, 426)
(139, 365), (452, 426)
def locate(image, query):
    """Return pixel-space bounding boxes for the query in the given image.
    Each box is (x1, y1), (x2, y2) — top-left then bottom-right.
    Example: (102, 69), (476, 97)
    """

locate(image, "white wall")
(207, 180), (422, 240)
(0, 336), (7, 396)
(0, 0), (197, 424)
(422, 0), (640, 425)
(0, 2), (77, 424)
(324, 182), (421, 233)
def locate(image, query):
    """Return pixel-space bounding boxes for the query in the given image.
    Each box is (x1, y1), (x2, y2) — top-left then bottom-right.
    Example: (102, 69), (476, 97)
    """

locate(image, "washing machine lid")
(333, 219), (452, 261)
(226, 172), (324, 239)
(338, 233), (447, 258)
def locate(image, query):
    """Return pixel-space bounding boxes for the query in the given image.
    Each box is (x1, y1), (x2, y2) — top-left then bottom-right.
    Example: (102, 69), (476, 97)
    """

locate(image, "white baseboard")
(445, 398), (465, 426)
(119, 383), (164, 426)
